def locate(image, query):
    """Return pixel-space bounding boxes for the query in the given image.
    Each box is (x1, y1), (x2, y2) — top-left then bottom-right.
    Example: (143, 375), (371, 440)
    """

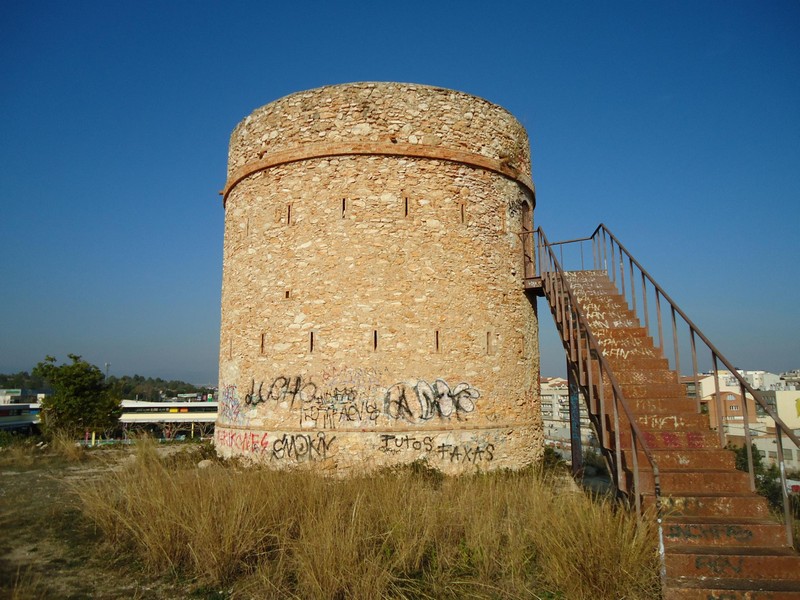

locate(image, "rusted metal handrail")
(544, 223), (800, 547)
(534, 227), (667, 586)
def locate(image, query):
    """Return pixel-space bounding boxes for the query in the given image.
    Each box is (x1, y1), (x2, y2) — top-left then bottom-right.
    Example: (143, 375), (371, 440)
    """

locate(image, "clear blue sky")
(1, 1), (798, 385)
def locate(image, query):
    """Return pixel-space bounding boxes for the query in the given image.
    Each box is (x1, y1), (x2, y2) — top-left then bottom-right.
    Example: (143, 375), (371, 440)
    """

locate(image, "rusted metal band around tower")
(220, 141), (536, 205)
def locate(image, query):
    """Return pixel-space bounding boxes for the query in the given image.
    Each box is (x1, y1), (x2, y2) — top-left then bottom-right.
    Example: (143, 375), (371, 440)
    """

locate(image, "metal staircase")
(527, 225), (800, 598)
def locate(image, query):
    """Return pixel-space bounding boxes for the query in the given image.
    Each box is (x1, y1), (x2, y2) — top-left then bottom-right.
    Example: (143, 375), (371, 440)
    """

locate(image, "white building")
(540, 377), (595, 450)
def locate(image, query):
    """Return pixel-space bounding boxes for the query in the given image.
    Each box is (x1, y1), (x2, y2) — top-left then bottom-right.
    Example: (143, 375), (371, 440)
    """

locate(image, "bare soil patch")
(0, 444), (208, 599)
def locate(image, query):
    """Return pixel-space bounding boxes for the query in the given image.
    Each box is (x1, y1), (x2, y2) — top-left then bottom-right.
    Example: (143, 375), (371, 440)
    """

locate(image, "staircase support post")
(567, 361), (584, 478)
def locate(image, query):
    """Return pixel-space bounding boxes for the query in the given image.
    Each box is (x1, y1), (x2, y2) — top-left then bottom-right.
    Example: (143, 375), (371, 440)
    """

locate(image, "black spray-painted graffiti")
(241, 375), (481, 426)
(300, 387), (381, 429)
(436, 442), (494, 463)
(378, 434), (494, 463)
(270, 432), (335, 461)
(379, 434), (435, 454)
(244, 377), (380, 429)
(244, 376), (318, 408)
(384, 379), (480, 422)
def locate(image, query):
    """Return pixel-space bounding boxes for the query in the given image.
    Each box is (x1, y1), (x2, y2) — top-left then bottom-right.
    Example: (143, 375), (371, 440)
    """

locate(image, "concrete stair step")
(584, 316), (642, 329)
(567, 279), (622, 298)
(664, 547), (800, 581)
(612, 382), (688, 398)
(663, 517), (791, 549)
(632, 412), (710, 430)
(663, 583), (800, 599)
(616, 429), (719, 449)
(571, 297), (635, 313)
(591, 326), (650, 339)
(624, 396), (699, 414)
(636, 469), (751, 495)
(564, 276), (617, 287)
(605, 355), (670, 370)
(628, 448), (735, 470)
(607, 356), (671, 371)
(646, 493), (772, 518)
(590, 340), (664, 361)
(609, 369), (680, 385)
(565, 278), (620, 289)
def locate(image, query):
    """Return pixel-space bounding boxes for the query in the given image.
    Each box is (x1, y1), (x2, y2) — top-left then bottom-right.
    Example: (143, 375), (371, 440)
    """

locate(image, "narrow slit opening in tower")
(404, 197), (409, 217)
(342, 198), (347, 219)
(434, 329), (440, 353)
(287, 203), (293, 225)
(260, 333), (266, 355)
(310, 331), (315, 353)
(460, 202), (466, 224)
(373, 330), (378, 352)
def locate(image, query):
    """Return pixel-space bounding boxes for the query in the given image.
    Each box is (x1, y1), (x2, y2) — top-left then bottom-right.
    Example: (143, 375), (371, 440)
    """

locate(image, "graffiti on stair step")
(637, 415), (687, 429)
(595, 335), (653, 348)
(706, 593), (777, 600)
(582, 312), (640, 330)
(643, 431), (708, 448)
(597, 340), (660, 360)
(694, 555), (744, 576)
(572, 300), (622, 313)
(618, 372), (672, 385)
(666, 523), (753, 543)
(665, 496), (735, 515)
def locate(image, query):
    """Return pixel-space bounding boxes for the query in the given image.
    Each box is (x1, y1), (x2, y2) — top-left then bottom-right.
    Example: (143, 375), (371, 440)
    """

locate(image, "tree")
(32, 354), (121, 437)
(729, 443), (786, 513)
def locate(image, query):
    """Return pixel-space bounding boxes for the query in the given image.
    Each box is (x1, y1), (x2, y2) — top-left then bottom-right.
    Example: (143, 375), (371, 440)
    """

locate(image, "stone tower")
(216, 82), (541, 473)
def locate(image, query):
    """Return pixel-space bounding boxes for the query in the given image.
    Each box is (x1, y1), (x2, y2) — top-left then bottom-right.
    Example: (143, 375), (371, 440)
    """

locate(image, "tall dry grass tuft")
(7, 566), (49, 600)
(75, 447), (661, 599)
(530, 481), (662, 599)
(49, 431), (87, 462)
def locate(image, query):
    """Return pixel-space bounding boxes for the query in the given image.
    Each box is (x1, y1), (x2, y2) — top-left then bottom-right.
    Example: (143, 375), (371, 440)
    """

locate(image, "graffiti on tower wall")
(216, 367), (481, 429)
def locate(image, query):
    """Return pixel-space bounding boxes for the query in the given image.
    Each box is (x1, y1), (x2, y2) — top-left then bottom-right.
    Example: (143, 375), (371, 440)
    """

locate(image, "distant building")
(540, 377), (595, 451)
(682, 370), (800, 471)
(781, 370), (800, 389)
(0, 389), (48, 405)
(683, 370), (795, 431)
(119, 399), (218, 440)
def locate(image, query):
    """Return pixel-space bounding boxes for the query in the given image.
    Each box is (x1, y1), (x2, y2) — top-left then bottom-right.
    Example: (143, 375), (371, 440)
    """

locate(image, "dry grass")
(0, 431), (89, 468)
(8, 566), (49, 600)
(74, 440), (661, 599)
(48, 431), (88, 462)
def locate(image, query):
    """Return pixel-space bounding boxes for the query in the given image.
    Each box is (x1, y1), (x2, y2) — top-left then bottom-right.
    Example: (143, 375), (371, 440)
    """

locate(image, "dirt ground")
(0, 444), (214, 600)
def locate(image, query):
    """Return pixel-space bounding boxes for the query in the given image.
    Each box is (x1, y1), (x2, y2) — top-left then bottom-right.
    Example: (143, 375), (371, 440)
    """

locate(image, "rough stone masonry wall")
(217, 82), (542, 474)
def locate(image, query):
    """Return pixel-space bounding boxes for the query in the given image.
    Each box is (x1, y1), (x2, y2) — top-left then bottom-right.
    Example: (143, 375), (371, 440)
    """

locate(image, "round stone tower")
(216, 82), (541, 473)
